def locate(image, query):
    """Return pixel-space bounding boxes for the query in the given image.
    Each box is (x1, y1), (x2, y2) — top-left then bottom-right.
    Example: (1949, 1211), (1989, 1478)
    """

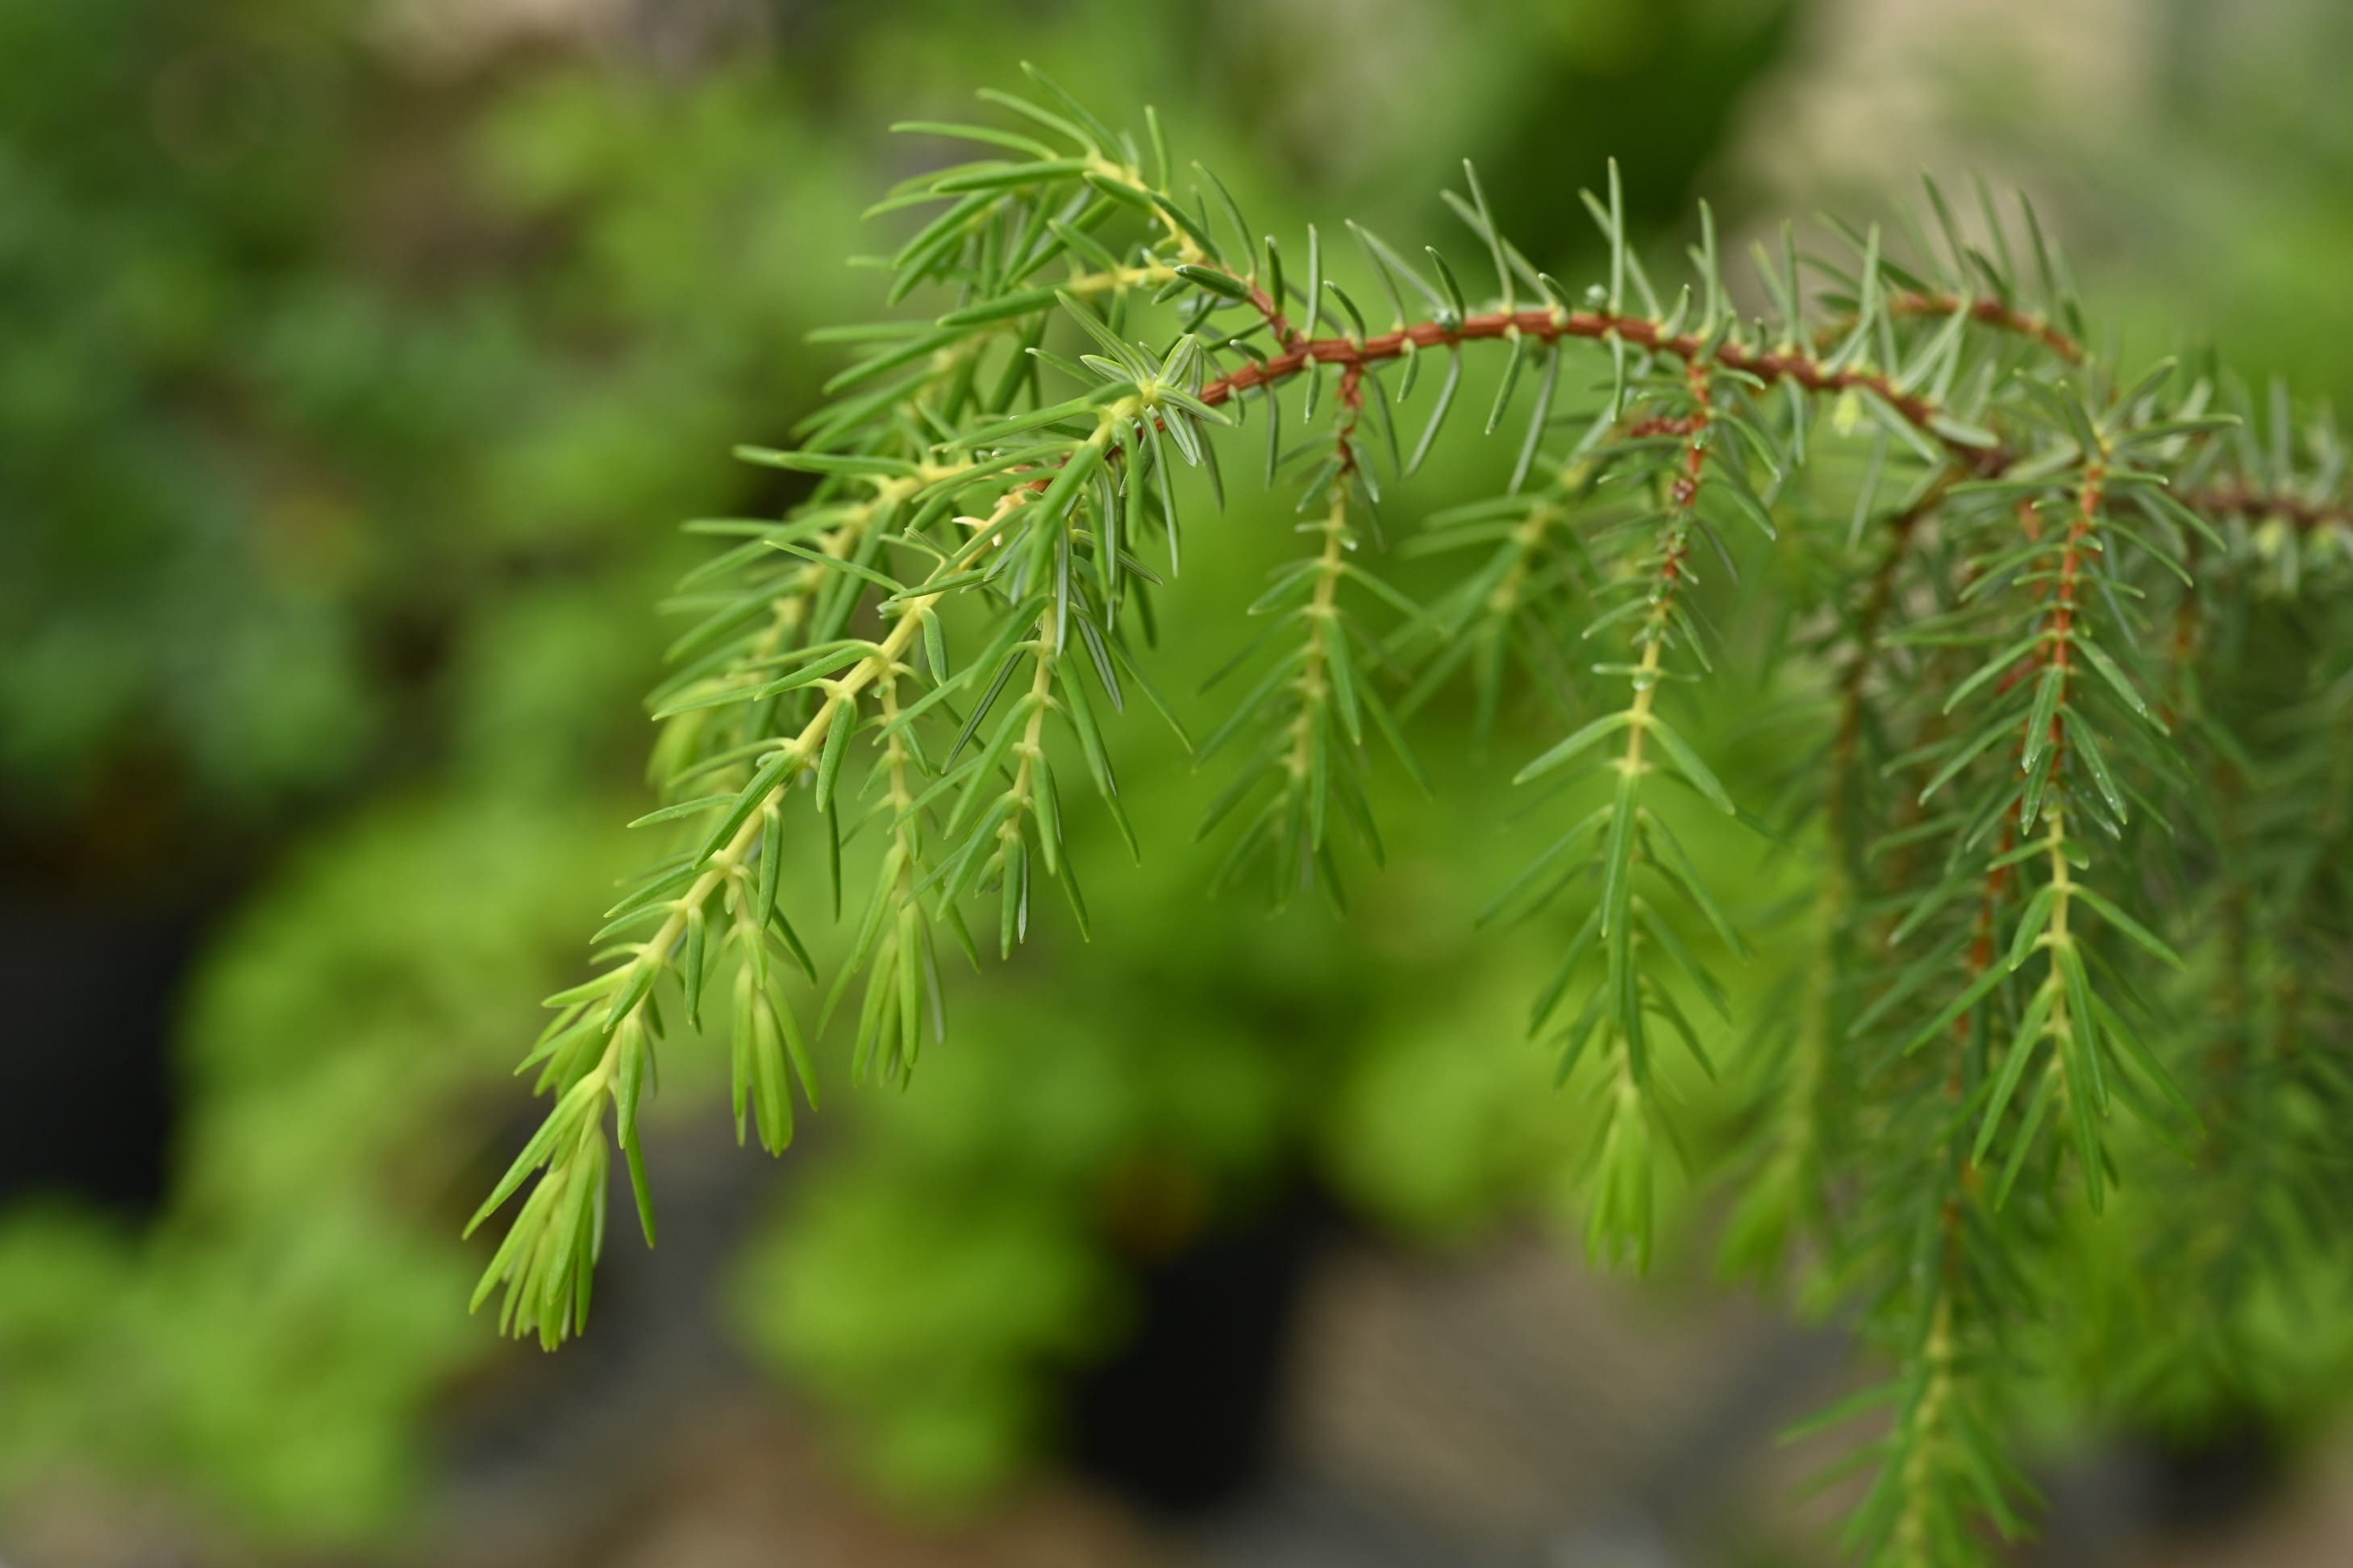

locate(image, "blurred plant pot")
(1064, 1174), (1331, 1515)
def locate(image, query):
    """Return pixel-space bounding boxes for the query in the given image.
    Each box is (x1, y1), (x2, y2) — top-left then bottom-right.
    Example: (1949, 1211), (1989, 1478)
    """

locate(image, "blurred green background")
(6, 1), (2352, 1564)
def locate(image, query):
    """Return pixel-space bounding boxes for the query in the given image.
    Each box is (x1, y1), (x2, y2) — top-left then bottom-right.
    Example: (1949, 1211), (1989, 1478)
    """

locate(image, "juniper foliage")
(469, 71), (2353, 1563)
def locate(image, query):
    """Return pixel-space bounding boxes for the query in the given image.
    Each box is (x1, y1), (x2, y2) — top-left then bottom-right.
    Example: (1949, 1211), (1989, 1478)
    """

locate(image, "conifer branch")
(460, 70), (2353, 1566)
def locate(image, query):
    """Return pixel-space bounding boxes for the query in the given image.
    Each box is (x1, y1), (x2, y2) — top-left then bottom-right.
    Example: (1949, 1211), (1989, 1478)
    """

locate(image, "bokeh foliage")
(8, 0), (2353, 1558)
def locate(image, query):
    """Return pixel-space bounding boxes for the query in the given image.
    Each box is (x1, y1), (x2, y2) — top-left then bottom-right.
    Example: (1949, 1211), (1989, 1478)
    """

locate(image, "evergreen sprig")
(469, 69), (2353, 1563)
